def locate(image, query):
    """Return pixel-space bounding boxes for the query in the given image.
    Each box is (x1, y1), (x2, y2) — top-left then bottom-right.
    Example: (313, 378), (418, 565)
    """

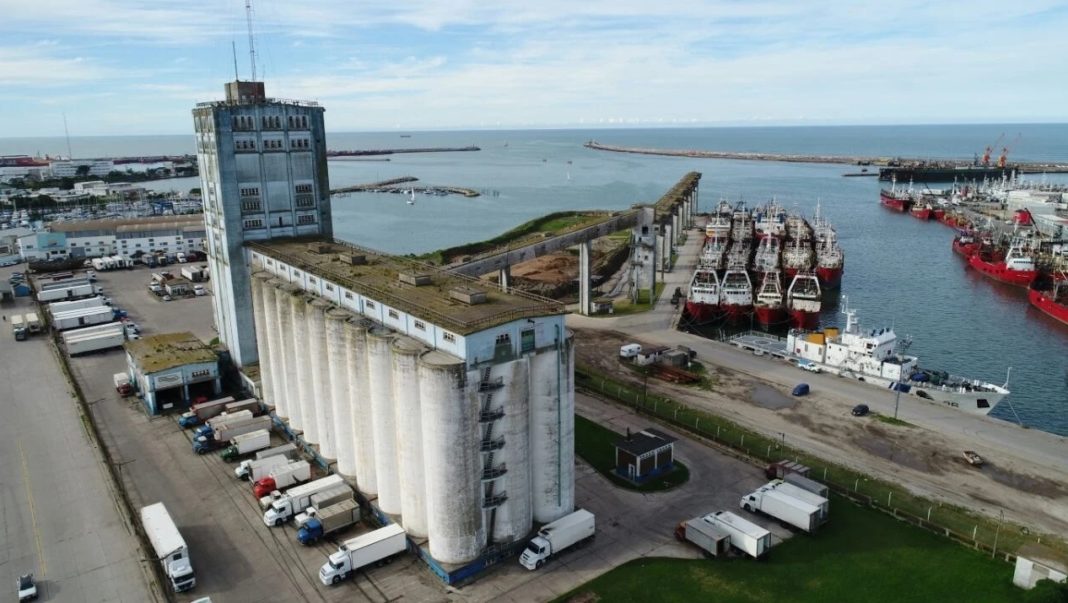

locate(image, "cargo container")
(254, 443), (298, 462)
(263, 474), (345, 526)
(519, 509), (596, 570)
(224, 398), (261, 416)
(784, 472), (830, 500)
(772, 480), (830, 524)
(219, 429), (271, 462)
(318, 524), (407, 585)
(706, 511), (771, 558)
(192, 410), (253, 439)
(294, 484), (354, 527)
(23, 312), (41, 333)
(48, 296), (104, 316)
(253, 460), (312, 499)
(141, 502), (196, 593)
(51, 306), (114, 331)
(674, 516), (730, 557)
(235, 453), (290, 481)
(298, 499), (361, 545)
(64, 326), (126, 355)
(36, 283), (97, 302)
(193, 415), (271, 454)
(177, 396), (235, 428)
(741, 485), (822, 533)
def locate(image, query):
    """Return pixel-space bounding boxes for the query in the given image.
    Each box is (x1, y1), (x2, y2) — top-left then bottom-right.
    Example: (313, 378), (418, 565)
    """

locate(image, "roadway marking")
(18, 439), (48, 577)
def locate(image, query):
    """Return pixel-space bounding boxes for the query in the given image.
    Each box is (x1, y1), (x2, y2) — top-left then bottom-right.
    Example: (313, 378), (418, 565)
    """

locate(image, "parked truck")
(263, 474), (345, 526)
(773, 480), (829, 524)
(741, 484), (822, 533)
(219, 429), (271, 462)
(51, 306), (113, 331)
(297, 498), (361, 545)
(784, 472), (830, 499)
(224, 398), (262, 416)
(674, 515), (730, 557)
(11, 314), (26, 340)
(294, 484), (355, 528)
(140, 502), (196, 593)
(192, 410), (253, 439)
(181, 266), (205, 282)
(63, 323), (126, 355)
(706, 511), (771, 559)
(177, 396), (235, 428)
(765, 459), (811, 480)
(235, 453), (290, 482)
(114, 372), (133, 396)
(254, 460), (312, 499)
(23, 312), (41, 333)
(36, 283), (96, 302)
(48, 296), (105, 315)
(193, 415), (271, 454)
(318, 524), (407, 585)
(519, 509), (596, 570)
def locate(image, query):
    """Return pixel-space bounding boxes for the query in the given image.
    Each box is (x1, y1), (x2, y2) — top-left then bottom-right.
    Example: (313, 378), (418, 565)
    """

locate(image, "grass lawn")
(556, 495), (1067, 603)
(574, 414), (689, 492)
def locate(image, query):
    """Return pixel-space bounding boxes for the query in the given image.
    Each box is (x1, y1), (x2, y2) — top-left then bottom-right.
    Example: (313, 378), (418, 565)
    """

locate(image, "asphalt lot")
(23, 260), (794, 603)
(0, 265), (154, 603)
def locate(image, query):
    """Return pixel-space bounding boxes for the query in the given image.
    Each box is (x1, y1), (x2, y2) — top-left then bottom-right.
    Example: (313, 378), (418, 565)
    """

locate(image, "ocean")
(3, 124), (1067, 434)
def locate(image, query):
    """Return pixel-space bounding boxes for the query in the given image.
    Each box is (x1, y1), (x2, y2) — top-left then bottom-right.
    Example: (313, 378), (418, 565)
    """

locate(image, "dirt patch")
(982, 464), (1068, 499)
(781, 411), (838, 438)
(750, 383), (797, 410)
(850, 425), (943, 474)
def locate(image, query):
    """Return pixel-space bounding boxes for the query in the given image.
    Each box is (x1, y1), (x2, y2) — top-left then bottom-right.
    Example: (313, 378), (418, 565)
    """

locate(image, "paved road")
(0, 281), (155, 603)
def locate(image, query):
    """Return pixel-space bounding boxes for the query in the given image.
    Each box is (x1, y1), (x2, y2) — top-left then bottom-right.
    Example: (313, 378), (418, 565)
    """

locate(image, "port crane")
(980, 133), (1005, 166)
(997, 133), (1022, 168)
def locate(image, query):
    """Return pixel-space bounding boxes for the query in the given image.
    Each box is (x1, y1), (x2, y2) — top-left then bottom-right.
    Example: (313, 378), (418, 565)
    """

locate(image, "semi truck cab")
(263, 499), (294, 526)
(519, 537), (553, 569)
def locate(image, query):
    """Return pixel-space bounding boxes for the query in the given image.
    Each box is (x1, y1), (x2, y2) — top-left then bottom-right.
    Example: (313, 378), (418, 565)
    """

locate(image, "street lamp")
(893, 383), (902, 420)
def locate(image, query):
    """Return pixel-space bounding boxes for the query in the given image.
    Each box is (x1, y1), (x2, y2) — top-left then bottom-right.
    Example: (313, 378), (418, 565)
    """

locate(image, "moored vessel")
(967, 241), (1036, 287)
(782, 238), (814, 280)
(1029, 274), (1068, 326)
(685, 267), (721, 324)
(751, 234), (781, 276)
(754, 271), (786, 327)
(815, 236), (844, 289)
(720, 269), (753, 322)
(786, 273), (821, 328)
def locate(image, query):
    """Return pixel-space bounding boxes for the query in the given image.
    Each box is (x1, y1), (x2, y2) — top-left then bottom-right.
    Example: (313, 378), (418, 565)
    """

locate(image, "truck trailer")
(741, 485), (822, 533)
(772, 480), (830, 524)
(675, 516), (731, 557)
(24, 312), (41, 333)
(51, 306), (113, 331)
(224, 398), (262, 416)
(706, 511), (771, 559)
(140, 502), (196, 593)
(318, 524), (407, 585)
(263, 474), (345, 526)
(48, 296), (104, 316)
(192, 410), (253, 439)
(177, 396), (236, 428)
(297, 498), (361, 545)
(254, 460), (312, 499)
(784, 472), (830, 499)
(36, 283), (96, 302)
(194, 415), (271, 454)
(235, 453), (290, 481)
(63, 324), (126, 355)
(295, 484), (355, 527)
(519, 509), (596, 570)
(220, 429), (271, 462)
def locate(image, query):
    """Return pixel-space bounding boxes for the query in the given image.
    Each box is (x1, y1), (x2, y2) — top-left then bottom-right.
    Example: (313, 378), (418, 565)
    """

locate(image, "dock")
(728, 332), (790, 358)
(330, 177), (480, 198)
(327, 146), (480, 158)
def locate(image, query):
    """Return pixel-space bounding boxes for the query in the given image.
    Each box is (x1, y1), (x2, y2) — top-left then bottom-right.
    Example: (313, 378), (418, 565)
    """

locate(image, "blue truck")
(296, 499), (360, 545)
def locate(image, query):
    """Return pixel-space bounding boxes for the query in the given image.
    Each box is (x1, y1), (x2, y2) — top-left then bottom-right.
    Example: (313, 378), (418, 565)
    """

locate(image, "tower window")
(297, 215), (317, 225)
(443, 332), (456, 343)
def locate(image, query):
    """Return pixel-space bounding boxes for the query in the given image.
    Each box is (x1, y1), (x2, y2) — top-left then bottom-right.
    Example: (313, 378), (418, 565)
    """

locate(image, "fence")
(576, 364), (1066, 562)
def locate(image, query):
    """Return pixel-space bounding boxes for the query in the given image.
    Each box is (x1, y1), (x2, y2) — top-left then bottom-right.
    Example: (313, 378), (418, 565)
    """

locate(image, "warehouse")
(125, 332), (221, 415)
(246, 238), (576, 565)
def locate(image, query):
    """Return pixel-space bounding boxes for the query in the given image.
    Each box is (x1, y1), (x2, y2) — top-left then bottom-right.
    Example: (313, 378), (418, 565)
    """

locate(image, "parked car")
(194, 285), (207, 296)
(792, 383), (810, 396)
(851, 404), (870, 417)
(17, 573), (37, 601)
(163, 295), (173, 302)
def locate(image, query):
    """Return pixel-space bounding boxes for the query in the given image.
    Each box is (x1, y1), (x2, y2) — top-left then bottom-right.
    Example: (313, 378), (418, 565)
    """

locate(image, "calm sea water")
(3, 124), (1067, 434)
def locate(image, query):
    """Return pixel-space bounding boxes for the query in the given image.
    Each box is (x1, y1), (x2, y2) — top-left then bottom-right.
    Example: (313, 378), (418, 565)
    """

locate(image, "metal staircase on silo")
(478, 365), (507, 544)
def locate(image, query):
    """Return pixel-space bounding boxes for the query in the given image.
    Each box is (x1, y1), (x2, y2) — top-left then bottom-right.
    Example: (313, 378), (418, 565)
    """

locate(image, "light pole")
(893, 384), (902, 420)
(992, 510), (1004, 559)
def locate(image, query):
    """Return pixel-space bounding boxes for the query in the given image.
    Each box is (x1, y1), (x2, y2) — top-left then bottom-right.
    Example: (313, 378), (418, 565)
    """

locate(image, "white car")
(799, 362), (822, 373)
(17, 573), (37, 601)
(194, 285), (207, 296)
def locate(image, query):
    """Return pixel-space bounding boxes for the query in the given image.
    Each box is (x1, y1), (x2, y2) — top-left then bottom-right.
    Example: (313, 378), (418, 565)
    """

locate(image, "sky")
(1, 0), (1067, 137)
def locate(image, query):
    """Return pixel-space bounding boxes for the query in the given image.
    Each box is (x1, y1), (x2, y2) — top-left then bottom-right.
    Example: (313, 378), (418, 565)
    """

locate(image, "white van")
(619, 343), (642, 358)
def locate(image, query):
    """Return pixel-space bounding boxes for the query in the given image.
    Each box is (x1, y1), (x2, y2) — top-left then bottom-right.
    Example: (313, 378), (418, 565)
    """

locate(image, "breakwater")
(327, 146), (480, 157)
(331, 176), (480, 198)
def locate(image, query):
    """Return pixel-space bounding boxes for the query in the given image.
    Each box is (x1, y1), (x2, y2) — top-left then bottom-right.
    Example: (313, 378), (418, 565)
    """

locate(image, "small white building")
(1014, 544), (1068, 590)
(125, 332), (221, 415)
(50, 159), (115, 178)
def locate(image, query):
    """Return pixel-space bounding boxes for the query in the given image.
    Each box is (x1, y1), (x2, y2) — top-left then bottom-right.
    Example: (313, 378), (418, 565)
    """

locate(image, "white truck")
(706, 511), (771, 559)
(773, 480), (830, 525)
(263, 474), (345, 526)
(36, 282), (96, 302)
(48, 296), (105, 315)
(63, 323), (126, 355)
(784, 472), (830, 499)
(253, 460), (312, 500)
(519, 509), (596, 570)
(740, 485), (822, 533)
(319, 524), (407, 585)
(11, 315), (26, 340)
(297, 498), (361, 545)
(219, 428), (271, 462)
(235, 453), (291, 482)
(141, 502), (196, 593)
(51, 306), (113, 331)
(23, 312), (41, 333)
(675, 515), (731, 557)
(294, 484), (355, 528)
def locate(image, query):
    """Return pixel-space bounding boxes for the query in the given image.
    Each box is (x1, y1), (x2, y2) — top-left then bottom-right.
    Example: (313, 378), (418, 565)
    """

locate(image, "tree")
(189, 187), (201, 196)
(75, 164), (91, 178)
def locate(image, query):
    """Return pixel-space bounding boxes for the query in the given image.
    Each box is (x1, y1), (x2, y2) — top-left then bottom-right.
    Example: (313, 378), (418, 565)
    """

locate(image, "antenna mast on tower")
(62, 112), (73, 159)
(245, 0), (257, 81)
(232, 41), (240, 80)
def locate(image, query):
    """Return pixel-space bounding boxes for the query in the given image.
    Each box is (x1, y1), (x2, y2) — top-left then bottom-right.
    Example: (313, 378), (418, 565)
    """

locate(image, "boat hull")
(952, 238), (979, 257)
(754, 305), (786, 327)
(810, 363), (1004, 416)
(721, 303), (752, 322)
(910, 207), (932, 220)
(1029, 288), (1068, 326)
(684, 301), (719, 324)
(879, 191), (911, 212)
(788, 308), (820, 329)
(967, 255), (1036, 287)
(816, 266), (843, 289)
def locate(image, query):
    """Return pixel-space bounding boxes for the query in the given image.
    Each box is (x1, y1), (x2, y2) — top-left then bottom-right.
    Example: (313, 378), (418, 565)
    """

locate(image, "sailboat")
(407, 189), (416, 205)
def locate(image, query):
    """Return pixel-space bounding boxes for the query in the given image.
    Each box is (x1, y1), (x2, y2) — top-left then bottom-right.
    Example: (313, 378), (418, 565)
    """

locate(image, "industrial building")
(125, 332), (221, 415)
(192, 80), (332, 367)
(17, 216), (205, 261)
(246, 239), (575, 565)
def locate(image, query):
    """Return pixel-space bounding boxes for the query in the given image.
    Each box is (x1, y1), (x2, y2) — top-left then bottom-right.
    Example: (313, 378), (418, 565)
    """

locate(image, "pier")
(584, 141), (1068, 174)
(330, 176), (480, 198)
(327, 145), (480, 157)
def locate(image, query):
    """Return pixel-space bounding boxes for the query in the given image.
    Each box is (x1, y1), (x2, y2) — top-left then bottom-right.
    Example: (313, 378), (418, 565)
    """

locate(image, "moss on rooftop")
(126, 331), (217, 374)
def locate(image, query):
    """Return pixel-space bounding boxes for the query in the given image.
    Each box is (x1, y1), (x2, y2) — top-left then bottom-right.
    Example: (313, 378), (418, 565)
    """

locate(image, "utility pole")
(893, 384), (901, 420)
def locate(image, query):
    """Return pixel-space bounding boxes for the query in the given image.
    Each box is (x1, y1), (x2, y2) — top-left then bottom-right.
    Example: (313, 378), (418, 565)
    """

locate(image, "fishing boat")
(705, 210), (732, 240)
(910, 203), (933, 220)
(782, 238), (814, 280)
(719, 269), (753, 322)
(753, 201), (786, 239)
(879, 178), (914, 212)
(951, 230), (980, 257)
(786, 273), (821, 328)
(685, 267), (720, 324)
(1029, 274), (1068, 326)
(726, 239), (752, 270)
(751, 235), (781, 276)
(754, 271), (786, 327)
(815, 236), (844, 289)
(731, 204), (754, 242)
(967, 241), (1036, 287)
(699, 236), (729, 271)
(785, 212), (812, 241)
(786, 300), (1010, 415)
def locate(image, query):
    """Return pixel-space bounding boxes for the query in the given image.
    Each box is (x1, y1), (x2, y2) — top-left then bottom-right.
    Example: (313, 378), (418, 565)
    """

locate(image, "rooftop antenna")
(232, 41), (240, 81)
(62, 112), (73, 159)
(245, 0), (257, 81)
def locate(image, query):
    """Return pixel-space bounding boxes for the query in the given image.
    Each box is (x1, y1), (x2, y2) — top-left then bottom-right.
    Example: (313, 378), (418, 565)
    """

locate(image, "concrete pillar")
(368, 328), (400, 515)
(250, 273), (273, 407)
(498, 266), (511, 293)
(277, 284), (302, 431)
(345, 318), (376, 494)
(578, 241), (591, 316)
(672, 210), (680, 245)
(291, 294), (317, 443)
(308, 299), (335, 461)
(392, 337), (428, 537)
(326, 309), (354, 476)
(263, 281), (287, 419)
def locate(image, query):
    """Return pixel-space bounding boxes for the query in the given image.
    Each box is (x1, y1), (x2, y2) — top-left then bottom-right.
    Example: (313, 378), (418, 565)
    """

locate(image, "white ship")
(785, 299), (1010, 415)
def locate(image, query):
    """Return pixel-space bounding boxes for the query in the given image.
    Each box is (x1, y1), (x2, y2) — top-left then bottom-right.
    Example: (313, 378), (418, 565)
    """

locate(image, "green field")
(557, 495), (1067, 603)
(574, 414), (689, 492)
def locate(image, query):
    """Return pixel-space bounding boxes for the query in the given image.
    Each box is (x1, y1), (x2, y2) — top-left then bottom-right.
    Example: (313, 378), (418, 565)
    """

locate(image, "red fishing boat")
(754, 271), (786, 327)
(786, 273), (822, 328)
(1029, 275), (1068, 326)
(967, 242), (1037, 287)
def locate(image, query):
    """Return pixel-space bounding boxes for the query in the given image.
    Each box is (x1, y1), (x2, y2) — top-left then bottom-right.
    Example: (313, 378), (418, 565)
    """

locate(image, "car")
(162, 295), (172, 302)
(0, 259), (18, 267)
(17, 573), (37, 601)
(799, 361), (822, 373)
(193, 285), (207, 296)
(792, 383), (810, 396)
(851, 404), (870, 417)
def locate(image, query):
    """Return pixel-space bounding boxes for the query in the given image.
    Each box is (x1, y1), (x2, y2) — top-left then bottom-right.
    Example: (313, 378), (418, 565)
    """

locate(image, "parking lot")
(21, 261), (794, 603)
